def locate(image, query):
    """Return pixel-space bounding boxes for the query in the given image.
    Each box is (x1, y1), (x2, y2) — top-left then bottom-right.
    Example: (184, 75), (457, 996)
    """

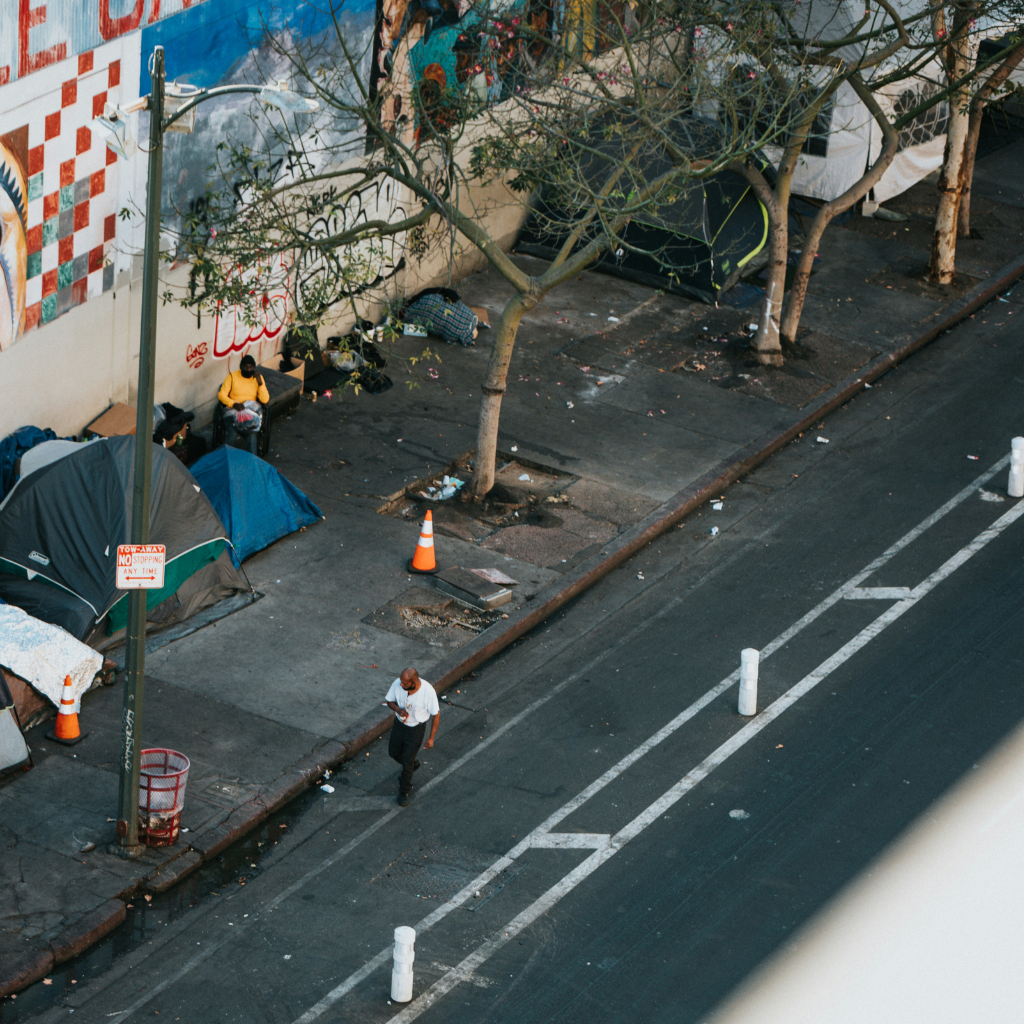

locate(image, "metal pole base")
(107, 841), (146, 860)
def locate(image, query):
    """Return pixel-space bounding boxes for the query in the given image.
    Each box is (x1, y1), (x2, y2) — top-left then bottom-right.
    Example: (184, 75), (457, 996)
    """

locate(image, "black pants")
(389, 719), (425, 795)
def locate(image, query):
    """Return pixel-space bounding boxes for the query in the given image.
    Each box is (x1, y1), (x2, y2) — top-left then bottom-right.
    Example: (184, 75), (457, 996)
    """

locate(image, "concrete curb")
(3, 251), (1021, 1000)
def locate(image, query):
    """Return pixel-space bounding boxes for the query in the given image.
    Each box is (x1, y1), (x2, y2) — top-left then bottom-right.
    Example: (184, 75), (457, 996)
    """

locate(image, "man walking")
(385, 667), (439, 806)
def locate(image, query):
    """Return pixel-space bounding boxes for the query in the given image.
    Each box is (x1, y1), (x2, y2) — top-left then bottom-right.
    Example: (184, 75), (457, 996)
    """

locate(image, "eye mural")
(0, 128), (29, 350)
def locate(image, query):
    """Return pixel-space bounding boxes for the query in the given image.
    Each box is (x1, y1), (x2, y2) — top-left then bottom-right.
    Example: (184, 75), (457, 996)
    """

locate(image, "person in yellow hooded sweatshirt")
(217, 355), (270, 453)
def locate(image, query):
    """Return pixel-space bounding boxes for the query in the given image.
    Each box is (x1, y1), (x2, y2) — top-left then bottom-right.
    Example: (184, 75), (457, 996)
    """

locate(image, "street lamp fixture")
(100, 46), (319, 857)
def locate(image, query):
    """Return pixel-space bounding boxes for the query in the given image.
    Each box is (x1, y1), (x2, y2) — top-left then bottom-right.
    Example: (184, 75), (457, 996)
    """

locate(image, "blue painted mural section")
(140, 0), (374, 90)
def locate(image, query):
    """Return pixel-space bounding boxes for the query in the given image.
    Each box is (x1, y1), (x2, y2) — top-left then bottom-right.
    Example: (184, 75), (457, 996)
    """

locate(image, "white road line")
(846, 586), (913, 599)
(529, 833), (612, 849)
(103, 456), (1009, 1024)
(390, 497), (1024, 1023)
(288, 463), (1017, 1024)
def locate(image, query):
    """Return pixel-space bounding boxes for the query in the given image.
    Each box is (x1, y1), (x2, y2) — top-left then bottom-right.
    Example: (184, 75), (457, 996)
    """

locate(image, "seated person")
(217, 355), (270, 453)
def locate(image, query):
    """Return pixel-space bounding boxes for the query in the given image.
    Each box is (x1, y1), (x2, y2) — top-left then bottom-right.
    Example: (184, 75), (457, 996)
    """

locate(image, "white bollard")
(1009, 437), (1024, 498)
(738, 648), (759, 716)
(391, 926), (416, 1003)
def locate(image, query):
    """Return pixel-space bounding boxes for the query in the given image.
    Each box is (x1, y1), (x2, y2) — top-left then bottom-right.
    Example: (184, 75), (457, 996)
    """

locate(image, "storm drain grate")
(370, 843), (525, 910)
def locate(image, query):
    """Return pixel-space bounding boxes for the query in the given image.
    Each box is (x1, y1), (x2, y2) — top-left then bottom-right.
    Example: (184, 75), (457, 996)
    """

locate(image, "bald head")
(400, 667), (420, 690)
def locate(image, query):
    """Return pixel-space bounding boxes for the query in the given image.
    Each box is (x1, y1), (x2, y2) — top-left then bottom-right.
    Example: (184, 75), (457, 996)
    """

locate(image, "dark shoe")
(397, 792), (411, 807)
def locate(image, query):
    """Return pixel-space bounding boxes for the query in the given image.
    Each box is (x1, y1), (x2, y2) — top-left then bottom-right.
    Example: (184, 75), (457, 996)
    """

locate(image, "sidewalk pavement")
(2, 139), (1023, 999)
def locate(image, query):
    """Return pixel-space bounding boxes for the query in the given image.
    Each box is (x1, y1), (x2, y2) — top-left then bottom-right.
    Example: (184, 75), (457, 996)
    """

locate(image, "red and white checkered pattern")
(18, 45), (125, 333)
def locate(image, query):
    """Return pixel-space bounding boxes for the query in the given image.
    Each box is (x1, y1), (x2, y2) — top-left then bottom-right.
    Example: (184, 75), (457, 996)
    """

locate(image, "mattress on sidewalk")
(0, 604), (102, 714)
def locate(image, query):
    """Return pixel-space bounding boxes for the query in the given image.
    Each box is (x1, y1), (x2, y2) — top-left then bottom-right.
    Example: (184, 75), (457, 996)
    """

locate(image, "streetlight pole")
(114, 45), (165, 855)
(100, 47), (318, 856)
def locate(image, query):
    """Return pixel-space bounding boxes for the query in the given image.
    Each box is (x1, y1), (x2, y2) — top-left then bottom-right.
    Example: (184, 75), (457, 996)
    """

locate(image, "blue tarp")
(0, 426), (59, 500)
(190, 447), (322, 566)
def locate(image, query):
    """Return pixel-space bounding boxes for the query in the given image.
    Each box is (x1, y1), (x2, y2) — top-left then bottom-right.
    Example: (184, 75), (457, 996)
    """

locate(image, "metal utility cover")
(434, 567), (512, 609)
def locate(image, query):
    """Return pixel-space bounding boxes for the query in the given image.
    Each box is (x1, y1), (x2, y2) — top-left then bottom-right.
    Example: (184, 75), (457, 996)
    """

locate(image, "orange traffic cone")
(48, 675), (86, 746)
(408, 510), (438, 574)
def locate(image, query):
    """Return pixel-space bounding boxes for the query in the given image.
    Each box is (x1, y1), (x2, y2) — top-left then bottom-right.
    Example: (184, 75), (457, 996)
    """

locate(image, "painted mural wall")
(0, 0), (377, 356)
(0, 0), (387, 441)
(0, 0), (525, 438)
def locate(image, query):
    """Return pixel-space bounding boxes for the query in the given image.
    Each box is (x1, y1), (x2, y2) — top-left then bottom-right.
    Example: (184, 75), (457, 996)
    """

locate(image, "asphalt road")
(20, 294), (1024, 1024)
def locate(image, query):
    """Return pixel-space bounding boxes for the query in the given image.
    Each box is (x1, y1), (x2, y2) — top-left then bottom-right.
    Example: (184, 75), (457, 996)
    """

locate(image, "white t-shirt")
(386, 678), (439, 725)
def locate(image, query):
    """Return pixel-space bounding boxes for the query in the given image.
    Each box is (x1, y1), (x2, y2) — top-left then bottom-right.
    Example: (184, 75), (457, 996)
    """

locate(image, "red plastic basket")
(138, 748), (190, 847)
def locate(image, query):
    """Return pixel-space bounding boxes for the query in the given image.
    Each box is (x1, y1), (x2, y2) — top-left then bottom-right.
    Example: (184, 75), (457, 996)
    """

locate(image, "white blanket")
(0, 605), (102, 711)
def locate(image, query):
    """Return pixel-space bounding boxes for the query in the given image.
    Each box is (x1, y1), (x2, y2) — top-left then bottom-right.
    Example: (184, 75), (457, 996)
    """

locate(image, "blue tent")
(190, 447), (322, 566)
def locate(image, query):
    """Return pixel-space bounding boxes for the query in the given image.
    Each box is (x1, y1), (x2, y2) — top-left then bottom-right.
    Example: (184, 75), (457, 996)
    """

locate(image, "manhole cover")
(370, 843), (524, 909)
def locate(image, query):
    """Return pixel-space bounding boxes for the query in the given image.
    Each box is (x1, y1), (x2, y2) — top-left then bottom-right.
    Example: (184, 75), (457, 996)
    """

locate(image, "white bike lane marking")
(387, 497), (1024, 1023)
(285, 461), (1016, 1024)
(103, 457), (1009, 1024)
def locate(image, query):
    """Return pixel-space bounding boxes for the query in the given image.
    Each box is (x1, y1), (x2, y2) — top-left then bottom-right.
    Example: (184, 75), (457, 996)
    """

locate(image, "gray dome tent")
(0, 436), (247, 642)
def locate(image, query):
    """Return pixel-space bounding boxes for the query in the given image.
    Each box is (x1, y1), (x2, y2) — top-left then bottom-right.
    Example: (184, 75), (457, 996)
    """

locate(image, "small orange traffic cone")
(48, 675), (86, 746)
(408, 510), (438, 574)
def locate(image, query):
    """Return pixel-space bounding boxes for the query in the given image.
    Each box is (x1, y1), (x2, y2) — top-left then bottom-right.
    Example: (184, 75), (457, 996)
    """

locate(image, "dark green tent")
(0, 436), (247, 641)
(516, 117), (773, 303)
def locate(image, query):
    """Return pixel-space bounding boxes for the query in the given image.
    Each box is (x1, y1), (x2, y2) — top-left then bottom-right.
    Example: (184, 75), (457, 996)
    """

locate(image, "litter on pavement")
(710, 526), (719, 536)
(712, 501), (723, 511)
(416, 475), (465, 501)
(817, 436), (829, 444)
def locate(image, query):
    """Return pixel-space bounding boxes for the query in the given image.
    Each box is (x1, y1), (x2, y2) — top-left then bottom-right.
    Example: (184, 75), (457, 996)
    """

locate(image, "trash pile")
(414, 474), (465, 501)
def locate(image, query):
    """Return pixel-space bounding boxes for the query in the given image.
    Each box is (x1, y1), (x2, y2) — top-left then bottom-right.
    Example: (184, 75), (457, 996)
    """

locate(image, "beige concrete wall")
(0, 260), (287, 439)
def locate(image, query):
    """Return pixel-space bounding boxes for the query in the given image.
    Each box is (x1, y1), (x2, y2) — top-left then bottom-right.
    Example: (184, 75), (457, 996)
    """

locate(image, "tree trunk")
(957, 99), (985, 238)
(958, 41), (1024, 237)
(470, 293), (530, 498)
(927, 5), (975, 286)
(781, 79), (900, 344)
(928, 96), (970, 284)
(755, 218), (786, 365)
(734, 162), (790, 367)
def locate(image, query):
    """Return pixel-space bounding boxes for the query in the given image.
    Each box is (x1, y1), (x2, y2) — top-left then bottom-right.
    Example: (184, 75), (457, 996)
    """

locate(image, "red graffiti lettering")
(186, 342), (208, 369)
(211, 260), (292, 360)
(18, 0), (67, 79)
(99, 0), (145, 41)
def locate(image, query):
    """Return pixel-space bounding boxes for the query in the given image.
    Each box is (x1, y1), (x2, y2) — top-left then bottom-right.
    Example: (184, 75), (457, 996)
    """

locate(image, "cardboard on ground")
(116, 544), (166, 589)
(85, 403), (137, 438)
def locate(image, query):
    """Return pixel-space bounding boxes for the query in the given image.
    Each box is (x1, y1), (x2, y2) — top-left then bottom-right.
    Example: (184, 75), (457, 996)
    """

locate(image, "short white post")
(1009, 437), (1024, 498)
(738, 648), (759, 716)
(391, 926), (416, 1003)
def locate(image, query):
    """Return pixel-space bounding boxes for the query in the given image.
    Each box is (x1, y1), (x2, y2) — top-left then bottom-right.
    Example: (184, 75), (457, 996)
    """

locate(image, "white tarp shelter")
(773, 0), (952, 205)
